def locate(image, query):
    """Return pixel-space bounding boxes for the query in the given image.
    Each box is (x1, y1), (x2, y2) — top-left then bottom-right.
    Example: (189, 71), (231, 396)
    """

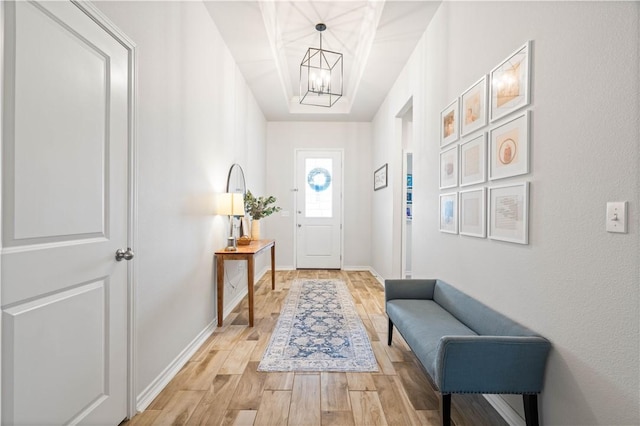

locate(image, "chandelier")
(299, 23), (343, 107)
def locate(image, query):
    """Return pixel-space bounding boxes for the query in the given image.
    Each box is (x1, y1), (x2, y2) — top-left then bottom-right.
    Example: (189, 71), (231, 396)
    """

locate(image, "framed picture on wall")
(461, 75), (488, 136)
(440, 98), (459, 147)
(374, 163), (388, 190)
(488, 182), (529, 244)
(439, 145), (458, 189)
(459, 133), (486, 187)
(489, 111), (530, 180)
(439, 192), (458, 234)
(459, 188), (486, 238)
(490, 41), (532, 122)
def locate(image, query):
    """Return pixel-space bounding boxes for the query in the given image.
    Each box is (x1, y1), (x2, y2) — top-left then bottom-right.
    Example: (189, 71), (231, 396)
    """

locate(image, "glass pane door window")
(305, 158), (333, 218)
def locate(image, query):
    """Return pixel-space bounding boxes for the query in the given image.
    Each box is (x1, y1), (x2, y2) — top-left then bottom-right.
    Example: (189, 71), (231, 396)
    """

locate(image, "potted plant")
(244, 190), (281, 240)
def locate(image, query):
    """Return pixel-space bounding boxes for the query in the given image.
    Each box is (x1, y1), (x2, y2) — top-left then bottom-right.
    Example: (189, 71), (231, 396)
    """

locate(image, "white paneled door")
(1, 1), (132, 424)
(295, 150), (342, 269)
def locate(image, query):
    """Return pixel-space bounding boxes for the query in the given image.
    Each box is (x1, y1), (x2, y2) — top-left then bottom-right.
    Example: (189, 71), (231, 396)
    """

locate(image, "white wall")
(266, 122), (372, 270)
(94, 1), (267, 403)
(372, 1), (639, 424)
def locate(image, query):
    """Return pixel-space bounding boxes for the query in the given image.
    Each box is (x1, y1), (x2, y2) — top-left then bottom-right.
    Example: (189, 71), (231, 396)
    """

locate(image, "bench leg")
(440, 393), (451, 426)
(523, 394), (539, 426)
(387, 318), (393, 346)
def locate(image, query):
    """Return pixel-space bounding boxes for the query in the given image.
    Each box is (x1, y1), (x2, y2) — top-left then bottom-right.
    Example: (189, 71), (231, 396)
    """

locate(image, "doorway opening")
(397, 99), (413, 279)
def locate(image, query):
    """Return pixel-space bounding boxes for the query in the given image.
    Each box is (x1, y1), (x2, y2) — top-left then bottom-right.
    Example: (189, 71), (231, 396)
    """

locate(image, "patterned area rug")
(258, 279), (378, 372)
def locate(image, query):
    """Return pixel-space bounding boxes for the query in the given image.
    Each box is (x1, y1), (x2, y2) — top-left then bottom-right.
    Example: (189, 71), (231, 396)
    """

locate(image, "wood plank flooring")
(125, 270), (509, 426)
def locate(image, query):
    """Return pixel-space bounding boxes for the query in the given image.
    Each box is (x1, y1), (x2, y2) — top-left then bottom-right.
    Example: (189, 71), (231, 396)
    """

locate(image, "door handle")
(115, 248), (135, 261)
(297, 224), (302, 228)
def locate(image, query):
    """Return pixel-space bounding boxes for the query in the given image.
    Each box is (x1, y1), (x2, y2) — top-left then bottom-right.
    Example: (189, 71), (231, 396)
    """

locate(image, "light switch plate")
(606, 201), (627, 233)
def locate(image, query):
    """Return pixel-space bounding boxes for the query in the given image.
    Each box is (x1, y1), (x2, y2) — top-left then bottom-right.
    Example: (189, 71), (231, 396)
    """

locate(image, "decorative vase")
(251, 220), (261, 240)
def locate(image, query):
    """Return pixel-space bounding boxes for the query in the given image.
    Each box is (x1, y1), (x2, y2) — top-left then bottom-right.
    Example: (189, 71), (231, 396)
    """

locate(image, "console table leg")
(271, 244), (275, 290)
(216, 256), (224, 326)
(248, 257), (255, 327)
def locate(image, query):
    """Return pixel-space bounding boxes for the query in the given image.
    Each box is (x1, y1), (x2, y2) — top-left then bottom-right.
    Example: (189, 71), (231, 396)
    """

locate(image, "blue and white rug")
(258, 279), (378, 372)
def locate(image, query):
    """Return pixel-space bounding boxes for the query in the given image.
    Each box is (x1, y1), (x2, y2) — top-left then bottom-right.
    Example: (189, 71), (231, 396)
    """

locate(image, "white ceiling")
(204, 1), (441, 121)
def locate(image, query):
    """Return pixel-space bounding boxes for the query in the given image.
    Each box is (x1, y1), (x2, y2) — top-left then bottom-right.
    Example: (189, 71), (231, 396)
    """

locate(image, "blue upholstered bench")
(385, 279), (551, 426)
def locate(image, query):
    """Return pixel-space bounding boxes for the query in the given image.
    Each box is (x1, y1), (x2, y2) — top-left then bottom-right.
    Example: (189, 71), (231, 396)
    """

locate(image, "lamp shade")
(216, 192), (245, 216)
(230, 193), (245, 217)
(215, 193), (234, 216)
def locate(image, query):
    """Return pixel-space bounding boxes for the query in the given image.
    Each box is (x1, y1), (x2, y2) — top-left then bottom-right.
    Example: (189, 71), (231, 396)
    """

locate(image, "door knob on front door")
(115, 248), (135, 261)
(297, 224), (302, 228)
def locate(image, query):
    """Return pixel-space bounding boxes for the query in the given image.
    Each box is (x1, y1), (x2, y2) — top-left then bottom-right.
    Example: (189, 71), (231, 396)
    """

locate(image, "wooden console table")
(215, 239), (275, 327)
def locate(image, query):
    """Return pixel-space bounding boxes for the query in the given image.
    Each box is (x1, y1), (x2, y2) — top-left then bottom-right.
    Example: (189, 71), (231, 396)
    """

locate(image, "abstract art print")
(440, 98), (459, 147)
(459, 188), (486, 238)
(460, 133), (486, 187)
(439, 192), (458, 234)
(489, 111), (530, 180)
(488, 182), (529, 244)
(461, 76), (488, 136)
(490, 41), (531, 122)
(440, 144), (459, 189)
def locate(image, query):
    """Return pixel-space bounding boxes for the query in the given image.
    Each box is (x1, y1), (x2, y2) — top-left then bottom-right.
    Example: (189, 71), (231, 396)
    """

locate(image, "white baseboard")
(366, 267), (385, 287)
(136, 320), (215, 412)
(483, 394), (525, 426)
(277, 265), (295, 270)
(342, 265), (370, 271)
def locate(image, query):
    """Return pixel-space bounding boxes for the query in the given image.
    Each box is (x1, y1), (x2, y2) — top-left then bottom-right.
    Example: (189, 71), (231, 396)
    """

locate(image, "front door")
(295, 150), (342, 269)
(2, 1), (131, 424)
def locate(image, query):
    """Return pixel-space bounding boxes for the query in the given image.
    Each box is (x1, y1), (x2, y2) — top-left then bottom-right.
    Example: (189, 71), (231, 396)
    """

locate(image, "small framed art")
(439, 192), (458, 234)
(459, 133), (486, 187)
(440, 98), (459, 147)
(490, 41), (532, 122)
(488, 182), (529, 244)
(459, 188), (486, 238)
(489, 111), (530, 180)
(374, 164), (388, 190)
(461, 75), (488, 136)
(439, 144), (458, 189)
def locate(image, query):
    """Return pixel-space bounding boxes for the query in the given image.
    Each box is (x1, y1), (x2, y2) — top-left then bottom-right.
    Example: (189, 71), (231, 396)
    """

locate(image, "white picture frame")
(439, 192), (458, 234)
(461, 75), (488, 136)
(490, 41), (532, 122)
(489, 111), (530, 181)
(440, 98), (459, 147)
(459, 188), (486, 238)
(459, 133), (486, 187)
(488, 182), (529, 244)
(439, 145), (458, 189)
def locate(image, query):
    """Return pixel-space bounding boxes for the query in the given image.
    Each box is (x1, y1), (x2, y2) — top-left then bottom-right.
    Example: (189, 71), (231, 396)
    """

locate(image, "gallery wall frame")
(461, 75), (488, 136)
(460, 133), (487, 187)
(439, 192), (458, 234)
(488, 182), (529, 244)
(489, 111), (530, 180)
(459, 187), (486, 238)
(439, 144), (459, 189)
(374, 163), (388, 190)
(489, 41), (532, 122)
(440, 98), (459, 147)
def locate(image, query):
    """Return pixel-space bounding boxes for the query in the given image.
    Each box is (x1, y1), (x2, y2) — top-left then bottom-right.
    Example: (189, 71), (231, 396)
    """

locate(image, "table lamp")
(216, 193), (245, 251)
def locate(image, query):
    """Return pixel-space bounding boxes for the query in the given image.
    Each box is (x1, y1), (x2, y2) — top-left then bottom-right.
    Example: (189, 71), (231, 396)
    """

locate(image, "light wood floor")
(125, 270), (508, 426)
